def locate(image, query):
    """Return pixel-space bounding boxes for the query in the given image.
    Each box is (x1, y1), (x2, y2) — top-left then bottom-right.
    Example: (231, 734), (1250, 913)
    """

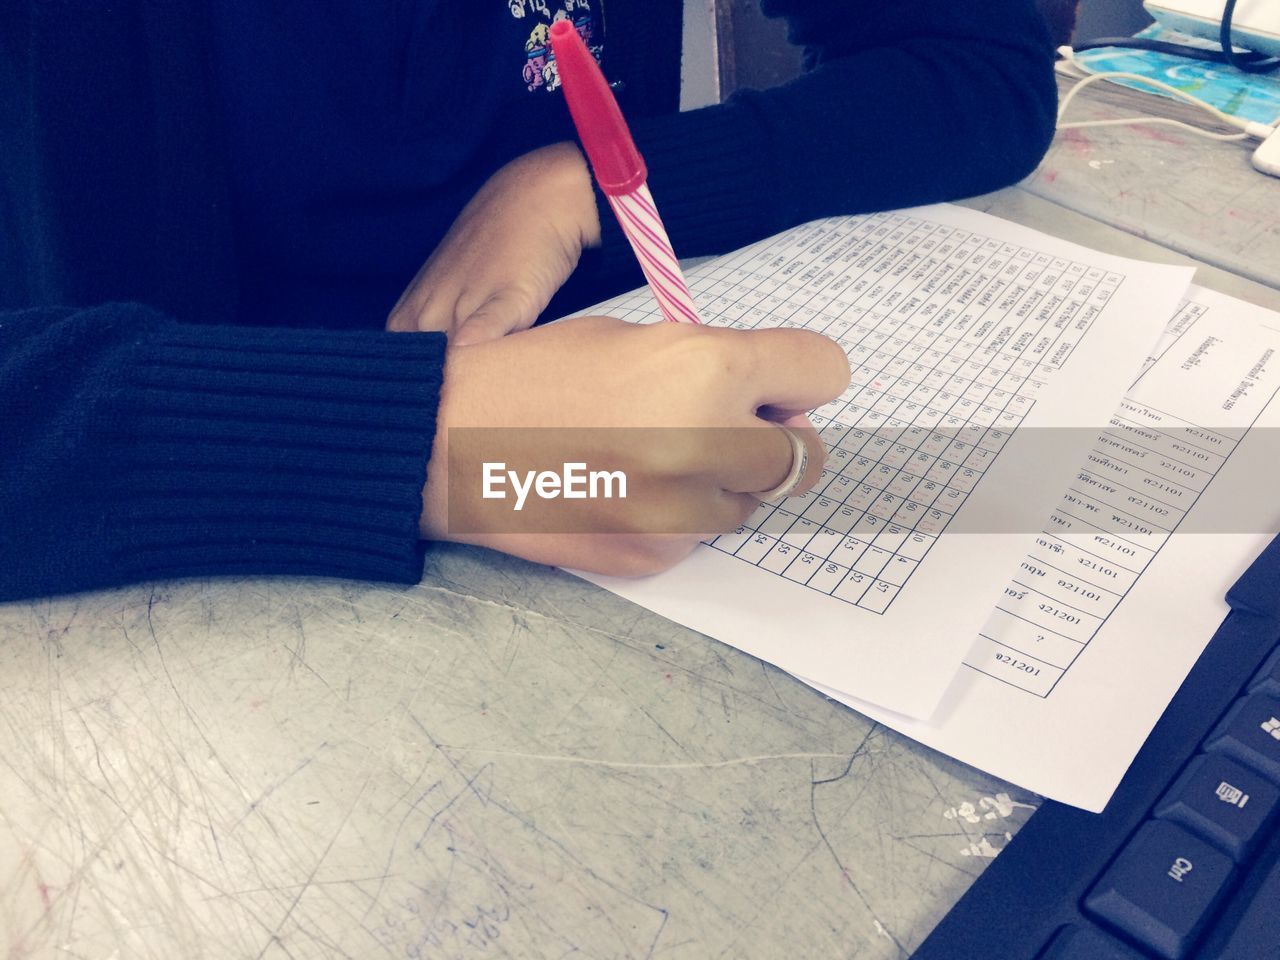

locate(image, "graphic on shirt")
(514, 0), (600, 93)
(508, 0), (550, 17)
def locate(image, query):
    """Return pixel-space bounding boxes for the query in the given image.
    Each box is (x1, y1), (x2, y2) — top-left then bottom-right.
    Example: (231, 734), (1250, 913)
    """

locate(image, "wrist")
(522, 142), (602, 249)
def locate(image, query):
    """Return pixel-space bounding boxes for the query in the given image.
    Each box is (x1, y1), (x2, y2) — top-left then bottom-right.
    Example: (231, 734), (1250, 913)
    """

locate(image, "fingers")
(386, 295), (429, 333)
(452, 290), (540, 346)
(388, 144), (593, 340)
(389, 283), (543, 344)
(709, 419), (826, 498)
(386, 256), (438, 332)
(737, 328), (850, 415)
(387, 280), (449, 334)
(687, 327), (842, 498)
(771, 413), (828, 496)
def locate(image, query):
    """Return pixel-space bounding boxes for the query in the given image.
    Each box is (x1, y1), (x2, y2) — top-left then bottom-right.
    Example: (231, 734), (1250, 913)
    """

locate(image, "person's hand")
(419, 315), (850, 577)
(387, 143), (601, 345)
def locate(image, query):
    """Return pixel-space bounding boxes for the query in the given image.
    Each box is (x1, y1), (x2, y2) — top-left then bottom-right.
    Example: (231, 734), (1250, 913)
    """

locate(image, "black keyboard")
(914, 535), (1280, 960)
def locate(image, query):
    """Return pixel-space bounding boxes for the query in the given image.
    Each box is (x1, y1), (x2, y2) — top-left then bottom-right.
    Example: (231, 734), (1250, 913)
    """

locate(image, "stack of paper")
(571, 205), (1280, 811)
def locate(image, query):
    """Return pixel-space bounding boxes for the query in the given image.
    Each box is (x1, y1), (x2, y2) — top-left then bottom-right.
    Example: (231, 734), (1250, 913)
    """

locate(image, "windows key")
(1205, 693), (1280, 785)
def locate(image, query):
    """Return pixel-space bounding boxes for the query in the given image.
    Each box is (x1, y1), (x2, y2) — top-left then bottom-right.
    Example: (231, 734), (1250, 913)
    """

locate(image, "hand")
(420, 316), (851, 577)
(387, 143), (601, 344)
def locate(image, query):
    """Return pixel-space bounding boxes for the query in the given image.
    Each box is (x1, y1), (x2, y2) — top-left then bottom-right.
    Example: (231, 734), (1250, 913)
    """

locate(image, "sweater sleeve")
(0, 304), (446, 602)
(590, 0), (1057, 283)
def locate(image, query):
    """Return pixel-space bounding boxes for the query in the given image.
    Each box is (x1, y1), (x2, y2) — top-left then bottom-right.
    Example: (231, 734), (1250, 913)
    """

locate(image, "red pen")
(549, 19), (702, 325)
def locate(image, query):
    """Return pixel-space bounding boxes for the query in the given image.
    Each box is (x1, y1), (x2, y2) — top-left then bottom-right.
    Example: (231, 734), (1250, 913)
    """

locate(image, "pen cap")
(549, 19), (646, 196)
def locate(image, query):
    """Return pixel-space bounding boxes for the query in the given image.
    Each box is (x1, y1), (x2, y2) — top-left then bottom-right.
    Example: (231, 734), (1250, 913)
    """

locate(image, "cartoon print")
(525, 21), (552, 51)
(542, 58), (561, 91)
(523, 21), (552, 90)
(523, 51), (549, 90)
(513, 0), (599, 93)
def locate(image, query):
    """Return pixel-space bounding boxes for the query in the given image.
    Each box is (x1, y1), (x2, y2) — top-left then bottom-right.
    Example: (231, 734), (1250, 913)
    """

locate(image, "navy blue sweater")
(0, 0), (1056, 600)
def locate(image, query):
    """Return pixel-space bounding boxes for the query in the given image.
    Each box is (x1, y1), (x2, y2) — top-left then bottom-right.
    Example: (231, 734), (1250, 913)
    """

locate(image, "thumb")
(452, 291), (540, 346)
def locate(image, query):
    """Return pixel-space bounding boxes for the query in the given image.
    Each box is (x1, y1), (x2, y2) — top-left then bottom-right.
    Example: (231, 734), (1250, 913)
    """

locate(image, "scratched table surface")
(4, 83), (1280, 960)
(1027, 73), (1280, 293)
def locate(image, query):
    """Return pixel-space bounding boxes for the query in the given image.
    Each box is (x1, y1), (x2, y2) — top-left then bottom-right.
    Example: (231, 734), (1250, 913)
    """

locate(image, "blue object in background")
(1075, 26), (1280, 124)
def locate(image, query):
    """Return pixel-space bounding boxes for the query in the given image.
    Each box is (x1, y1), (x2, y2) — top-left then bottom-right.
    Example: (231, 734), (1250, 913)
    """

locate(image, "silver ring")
(756, 426), (809, 502)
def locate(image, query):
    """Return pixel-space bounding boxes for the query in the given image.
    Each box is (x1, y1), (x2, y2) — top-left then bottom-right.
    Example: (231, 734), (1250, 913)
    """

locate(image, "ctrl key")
(1084, 821), (1234, 959)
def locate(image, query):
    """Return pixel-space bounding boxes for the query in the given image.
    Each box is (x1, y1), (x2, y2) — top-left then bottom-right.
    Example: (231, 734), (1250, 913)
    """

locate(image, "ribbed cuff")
(588, 100), (774, 285)
(103, 324), (446, 585)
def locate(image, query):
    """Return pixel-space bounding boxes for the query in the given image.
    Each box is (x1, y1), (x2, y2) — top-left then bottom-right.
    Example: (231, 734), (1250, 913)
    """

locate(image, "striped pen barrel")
(549, 19), (703, 325)
(605, 184), (702, 325)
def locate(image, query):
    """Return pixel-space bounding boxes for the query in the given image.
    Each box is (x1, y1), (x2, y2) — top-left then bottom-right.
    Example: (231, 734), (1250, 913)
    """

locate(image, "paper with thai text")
(822, 285), (1280, 809)
(574, 204), (1192, 719)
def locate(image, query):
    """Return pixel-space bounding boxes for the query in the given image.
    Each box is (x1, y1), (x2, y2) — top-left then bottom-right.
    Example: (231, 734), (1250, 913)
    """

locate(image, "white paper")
(822, 285), (1280, 810)
(573, 204), (1192, 718)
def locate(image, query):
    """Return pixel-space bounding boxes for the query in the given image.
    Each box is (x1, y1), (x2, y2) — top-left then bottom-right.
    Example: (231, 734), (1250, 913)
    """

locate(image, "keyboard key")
(1205, 693), (1280, 784)
(1038, 925), (1145, 959)
(1198, 851), (1280, 959)
(1250, 645), (1280, 697)
(1084, 820), (1234, 959)
(1154, 755), (1280, 862)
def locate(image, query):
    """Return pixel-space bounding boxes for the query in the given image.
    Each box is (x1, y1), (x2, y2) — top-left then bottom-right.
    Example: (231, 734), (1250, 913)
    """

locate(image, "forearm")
(1, 304), (446, 601)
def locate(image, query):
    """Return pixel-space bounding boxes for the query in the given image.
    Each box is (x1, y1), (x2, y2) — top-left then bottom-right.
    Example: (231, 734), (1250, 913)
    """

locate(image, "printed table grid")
(593, 212), (1125, 615)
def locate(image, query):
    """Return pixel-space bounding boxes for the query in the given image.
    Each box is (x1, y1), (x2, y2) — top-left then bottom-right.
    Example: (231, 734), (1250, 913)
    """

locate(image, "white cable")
(1058, 116), (1251, 141)
(1055, 46), (1275, 143)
